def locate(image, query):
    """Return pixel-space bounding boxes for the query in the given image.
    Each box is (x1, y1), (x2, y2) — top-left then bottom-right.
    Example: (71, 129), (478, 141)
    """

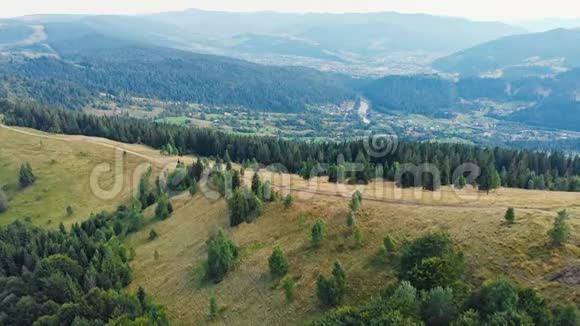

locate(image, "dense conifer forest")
(0, 205), (168, 325)
(3, 101), (580, 192)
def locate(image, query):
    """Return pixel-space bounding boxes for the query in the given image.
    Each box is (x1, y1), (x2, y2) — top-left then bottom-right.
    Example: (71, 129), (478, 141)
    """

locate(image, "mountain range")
(1, 9), (580, 143)
(0, 9), (524, 75)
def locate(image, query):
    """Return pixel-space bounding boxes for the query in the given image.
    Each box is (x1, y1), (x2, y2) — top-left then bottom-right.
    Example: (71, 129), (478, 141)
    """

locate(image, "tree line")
(3, 101), (580, 193)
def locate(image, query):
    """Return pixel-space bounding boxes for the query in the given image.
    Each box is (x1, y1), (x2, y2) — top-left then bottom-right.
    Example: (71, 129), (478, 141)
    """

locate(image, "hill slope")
(433, 28), (580, 77)
(0, 31), (356, 112)
(128, 170), (580, 324)
(0, 125), (182, 227)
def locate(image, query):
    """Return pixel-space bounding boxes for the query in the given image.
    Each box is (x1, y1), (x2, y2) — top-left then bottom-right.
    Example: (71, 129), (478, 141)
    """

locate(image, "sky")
(0, 0), (579, 22)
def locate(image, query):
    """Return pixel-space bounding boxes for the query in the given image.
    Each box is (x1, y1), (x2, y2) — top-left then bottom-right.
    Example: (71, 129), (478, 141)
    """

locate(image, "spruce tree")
(207, 230), (239, 283)
(317, 260), (347, 306)
(349, 193), (361, 212)
(354, 226), (364, 248)
(383, 235), (396, 253)
(549, 210), (571, 247)
(268, 246), (289, 277)
(19, 163), (36, 188)
(224, 150), (232, 171)
(137, 286), (146, 307)
(346, 210), (355, 228)
(251, 172), (261, 194)
(231, 170), (241, 191)
(228, 187), (263, 226)
(504, 208), (515, 225)
(155, 194), (172, 220)
(189, 179), (197, 195)
(456, 175), (467, 189)
(311, 219), (326, 248)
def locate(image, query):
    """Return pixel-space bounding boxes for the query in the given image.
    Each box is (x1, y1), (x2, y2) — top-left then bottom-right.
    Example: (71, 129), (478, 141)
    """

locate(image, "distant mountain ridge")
(0, 9), (525, 75)
(0, 31), (357, 112)
(433, 28), (580, 77)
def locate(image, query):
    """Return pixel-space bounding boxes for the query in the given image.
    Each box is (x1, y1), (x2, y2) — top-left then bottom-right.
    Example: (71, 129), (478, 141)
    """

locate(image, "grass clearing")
(129, 171), (580, 325)
(0, 125), (187, 227)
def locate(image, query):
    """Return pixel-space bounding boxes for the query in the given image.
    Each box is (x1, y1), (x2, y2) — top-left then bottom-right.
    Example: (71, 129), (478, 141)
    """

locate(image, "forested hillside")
(4, 101), (580, 193)
(433, 28), (580, 76)
(0, 208), (169, 325)
(0, 34), (356, 112)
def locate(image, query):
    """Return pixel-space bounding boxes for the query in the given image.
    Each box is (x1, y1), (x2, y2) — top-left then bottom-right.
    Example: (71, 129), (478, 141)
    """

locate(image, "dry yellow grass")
(9, 126), (576, 324)
(129, 170), (580, 325)
(0, 125), (188, 227)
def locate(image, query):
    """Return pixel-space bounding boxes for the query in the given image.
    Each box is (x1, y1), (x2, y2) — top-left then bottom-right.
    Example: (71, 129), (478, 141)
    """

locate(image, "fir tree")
(207, 230), (239, 283)
(548, 210), (571, 247)
(268, 246), (289, 277)
(504, 208), (515, 225)
(354, 226), (364, 248)
(317, 260), (347, 306)
(251, 172), (262, 194)
(311, 219), (326, 248)
(346, 210), (356, 228)
(19, 162), (36, 188)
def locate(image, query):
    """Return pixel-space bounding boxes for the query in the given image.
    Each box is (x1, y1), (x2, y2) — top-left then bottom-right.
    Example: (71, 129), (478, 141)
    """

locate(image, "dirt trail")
(268, 183), (566, 213)
(3, 124), (577, 215)
(0, 124), (170, 168)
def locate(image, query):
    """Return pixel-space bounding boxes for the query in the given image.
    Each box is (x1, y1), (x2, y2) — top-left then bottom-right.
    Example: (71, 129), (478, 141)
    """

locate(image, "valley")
(90, 95), (580, 151)
(1, 5), (580, 325)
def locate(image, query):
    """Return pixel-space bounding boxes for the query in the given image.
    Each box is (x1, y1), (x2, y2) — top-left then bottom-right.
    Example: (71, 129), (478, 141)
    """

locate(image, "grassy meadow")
(0, 125), (186, 227)
(128, 171), (580, 325)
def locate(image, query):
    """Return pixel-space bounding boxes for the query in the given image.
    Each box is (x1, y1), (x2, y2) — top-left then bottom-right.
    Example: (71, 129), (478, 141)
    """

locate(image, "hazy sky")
(1, 0), (579, 21)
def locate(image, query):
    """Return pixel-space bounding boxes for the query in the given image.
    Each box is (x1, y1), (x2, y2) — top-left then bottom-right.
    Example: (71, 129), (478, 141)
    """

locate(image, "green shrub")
(206, 230), (239, 283)
(311, 219), (326, 248)
(19, 162), (36, 188)
(284, 194), (293, 209)
(400, 233), (464, 290)
(268, 246), (289, 277)
(283, 274), (295, 302)
(317, 261), (346, 307)
(421, 287), (456, 326)
(548, 210), (571, 247)
(209, 296), (219, 319)
(149, 229), (158, 241)
(346, 210), (355, 228)
(504, 208), (515, 225)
